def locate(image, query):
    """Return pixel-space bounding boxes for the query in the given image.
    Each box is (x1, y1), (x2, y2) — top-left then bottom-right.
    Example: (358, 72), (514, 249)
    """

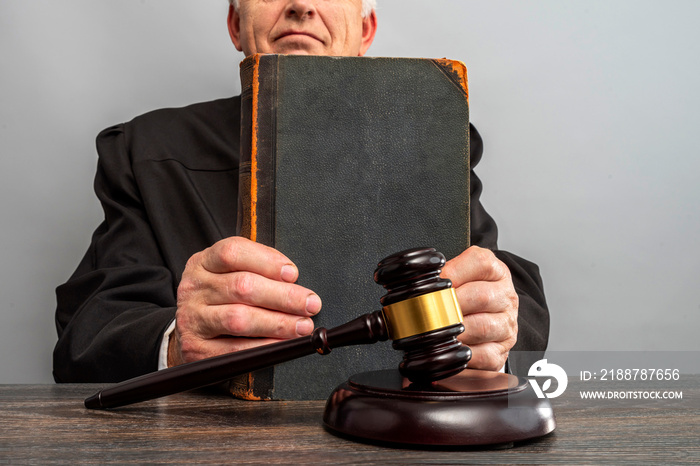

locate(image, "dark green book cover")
(233, 54), (470, 400)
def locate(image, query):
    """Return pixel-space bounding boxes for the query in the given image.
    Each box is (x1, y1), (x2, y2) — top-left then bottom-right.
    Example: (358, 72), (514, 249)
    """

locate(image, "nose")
(285, 0), (316, 19)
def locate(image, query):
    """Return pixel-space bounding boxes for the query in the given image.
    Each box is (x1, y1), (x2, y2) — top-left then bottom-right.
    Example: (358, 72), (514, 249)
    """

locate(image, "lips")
(275, 30), (323, 43)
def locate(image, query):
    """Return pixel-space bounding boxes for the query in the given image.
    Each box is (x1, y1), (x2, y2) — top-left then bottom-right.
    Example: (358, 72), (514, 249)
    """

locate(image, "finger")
(195, 303), (316, 340)
(176, 332), (285, 364)
(459, 311), (517, 346)
(199, 236), (299, 283)
(454, 280), (518, 315)
(206, 336), (287, 356)
(202, 271), (321, 316)
(442, 246), (509, 288)
(462, 341), (510, 372)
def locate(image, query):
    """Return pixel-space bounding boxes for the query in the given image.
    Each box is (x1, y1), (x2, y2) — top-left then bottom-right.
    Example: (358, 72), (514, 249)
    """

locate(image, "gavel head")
(374, 247), (472, 383)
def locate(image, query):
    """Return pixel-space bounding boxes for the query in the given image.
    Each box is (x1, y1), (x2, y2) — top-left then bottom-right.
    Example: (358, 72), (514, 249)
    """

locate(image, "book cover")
(233, 54), (470, 400)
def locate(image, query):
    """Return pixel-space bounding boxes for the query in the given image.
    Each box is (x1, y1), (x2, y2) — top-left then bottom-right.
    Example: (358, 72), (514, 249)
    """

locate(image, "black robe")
(53, 96), (549, 382)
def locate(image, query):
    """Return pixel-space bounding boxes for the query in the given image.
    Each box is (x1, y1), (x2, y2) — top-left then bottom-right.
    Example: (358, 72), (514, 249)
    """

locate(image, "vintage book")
(231, 54), (470, 400)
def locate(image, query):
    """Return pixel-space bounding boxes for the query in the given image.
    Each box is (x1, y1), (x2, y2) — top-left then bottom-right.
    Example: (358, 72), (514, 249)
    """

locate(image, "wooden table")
(1, 378), (698, 464)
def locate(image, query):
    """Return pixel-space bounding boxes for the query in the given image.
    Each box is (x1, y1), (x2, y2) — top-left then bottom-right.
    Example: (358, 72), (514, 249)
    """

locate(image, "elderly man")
(53, 0), (549, 384)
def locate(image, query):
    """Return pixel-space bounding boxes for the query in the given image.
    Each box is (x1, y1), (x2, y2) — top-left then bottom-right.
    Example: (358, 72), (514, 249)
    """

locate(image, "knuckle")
(225, 307), (251, 335)
(509, 290), (519, 310)
(507, 332), (517, 349)
(485, 345), (507, 371)
(230, 272), (255, 301)
(463, 313), (489, 341)
(283, 284), (298, 312)
(507, 311), (518, 336)
(179, 255), (206, 304)
(178, 336), (195, 356)
(176, 277), (198, 302)
(174, 307), (191, 329)
(498, 287), (519, 317)
(274, 316), (289, 338)
(220, 238), (243, 269)
(477, 317), (493, 340)
(174, 306), (206, 340)
(472, 287), (494, 309)
(470, 246), (508, 280)
(502, 319), (518, 350)
(178, 333), (204, 362)
(472, 246), (493, 268)
(467, 342), (511, 372)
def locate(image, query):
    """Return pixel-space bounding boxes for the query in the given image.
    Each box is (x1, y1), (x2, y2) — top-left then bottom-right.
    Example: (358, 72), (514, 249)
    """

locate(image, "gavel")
(85, 247), (471, 409)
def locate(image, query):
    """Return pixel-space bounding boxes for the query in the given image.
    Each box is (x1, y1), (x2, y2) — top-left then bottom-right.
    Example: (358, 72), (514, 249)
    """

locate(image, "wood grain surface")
(1, 377), (698, 464)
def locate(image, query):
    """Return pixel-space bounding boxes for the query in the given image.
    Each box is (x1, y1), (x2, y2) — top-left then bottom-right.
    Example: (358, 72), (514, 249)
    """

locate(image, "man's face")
(228, 0), (376, 57)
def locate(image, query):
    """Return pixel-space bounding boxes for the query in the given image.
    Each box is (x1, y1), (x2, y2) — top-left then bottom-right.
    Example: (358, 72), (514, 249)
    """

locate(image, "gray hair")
(229, 0), (376, 18)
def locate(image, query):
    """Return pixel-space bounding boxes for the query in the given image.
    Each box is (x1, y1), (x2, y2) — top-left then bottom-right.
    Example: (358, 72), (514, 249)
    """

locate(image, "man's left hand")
(441, 246), (518, 371)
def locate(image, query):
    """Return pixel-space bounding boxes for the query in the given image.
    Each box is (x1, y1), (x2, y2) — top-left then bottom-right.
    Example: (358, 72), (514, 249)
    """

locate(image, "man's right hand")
(167, 236), (321, 367)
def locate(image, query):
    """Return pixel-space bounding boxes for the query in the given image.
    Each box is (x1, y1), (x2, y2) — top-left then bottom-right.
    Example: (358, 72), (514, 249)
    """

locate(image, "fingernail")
(281, 265), (297, 282)
(305, 294), (322, 314)
(296, 318), (313, 336)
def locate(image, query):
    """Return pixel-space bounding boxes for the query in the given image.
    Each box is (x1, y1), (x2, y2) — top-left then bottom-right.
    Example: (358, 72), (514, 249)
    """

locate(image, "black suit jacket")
(53, 96), (549, 382)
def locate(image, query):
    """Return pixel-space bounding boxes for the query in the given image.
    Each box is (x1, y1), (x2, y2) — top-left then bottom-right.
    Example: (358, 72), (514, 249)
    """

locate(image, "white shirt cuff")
(158, 319), (177, 370)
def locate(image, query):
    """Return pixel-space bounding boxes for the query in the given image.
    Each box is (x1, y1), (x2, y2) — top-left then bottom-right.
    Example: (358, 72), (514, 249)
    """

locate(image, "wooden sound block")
(323, 368), (555, 447)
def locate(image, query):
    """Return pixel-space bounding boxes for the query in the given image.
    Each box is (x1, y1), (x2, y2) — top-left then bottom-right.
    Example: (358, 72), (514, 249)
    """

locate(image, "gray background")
(1, 0), (698, 383)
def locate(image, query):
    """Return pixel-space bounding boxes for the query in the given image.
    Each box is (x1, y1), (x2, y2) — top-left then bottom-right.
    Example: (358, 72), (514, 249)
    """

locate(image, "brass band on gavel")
(381, 288), (463, 340)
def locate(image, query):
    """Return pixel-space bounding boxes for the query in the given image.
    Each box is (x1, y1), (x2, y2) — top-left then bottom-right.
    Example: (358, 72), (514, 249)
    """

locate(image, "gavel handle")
(84, 310), (388, 409)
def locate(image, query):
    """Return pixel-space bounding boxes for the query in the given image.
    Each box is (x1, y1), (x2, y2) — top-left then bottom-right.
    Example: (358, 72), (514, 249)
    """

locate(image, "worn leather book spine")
(231, 54), (277, 400)
(233, 54), (470, 400)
